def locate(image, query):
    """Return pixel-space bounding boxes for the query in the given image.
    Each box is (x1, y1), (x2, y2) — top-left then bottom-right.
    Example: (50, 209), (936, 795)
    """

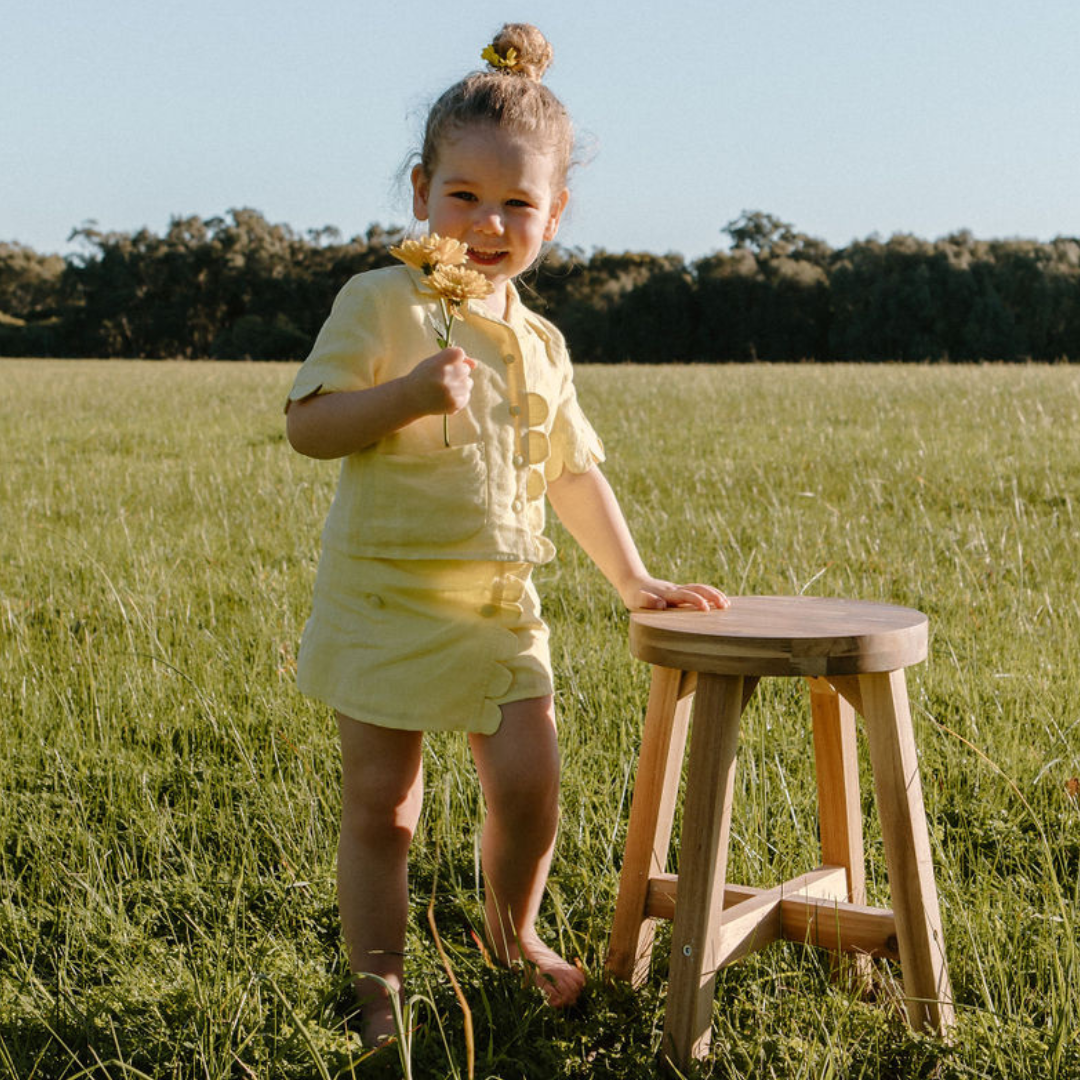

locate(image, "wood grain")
(630, 595), (927, 676)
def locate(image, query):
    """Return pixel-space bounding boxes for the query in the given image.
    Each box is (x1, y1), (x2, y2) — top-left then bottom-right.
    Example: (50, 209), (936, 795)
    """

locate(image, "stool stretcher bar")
(644, 869), (901, 963)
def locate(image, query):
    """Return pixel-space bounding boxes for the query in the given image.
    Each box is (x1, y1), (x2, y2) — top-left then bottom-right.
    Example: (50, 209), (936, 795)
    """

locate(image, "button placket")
(502, 345), (530, 503)
(521, 393), (550, 511)
(501, 335), (551, 523)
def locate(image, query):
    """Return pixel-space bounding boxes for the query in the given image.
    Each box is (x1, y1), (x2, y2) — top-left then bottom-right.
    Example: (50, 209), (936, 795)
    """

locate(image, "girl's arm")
(286, 347), (476, 459)
(546, 465), (729, 611)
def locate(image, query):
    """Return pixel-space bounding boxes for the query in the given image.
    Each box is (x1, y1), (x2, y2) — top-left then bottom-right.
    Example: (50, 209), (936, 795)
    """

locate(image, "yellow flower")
(481, 44), (518, 69)
(429, 264), (494, 306)
(389, 234), (490, 447)
(389, 234), (469, 275)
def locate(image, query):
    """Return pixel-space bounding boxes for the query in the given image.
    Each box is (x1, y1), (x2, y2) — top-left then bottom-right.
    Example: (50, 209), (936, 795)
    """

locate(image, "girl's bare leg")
(337, 713), (424, 1044)
(468, 696), (585, 1007)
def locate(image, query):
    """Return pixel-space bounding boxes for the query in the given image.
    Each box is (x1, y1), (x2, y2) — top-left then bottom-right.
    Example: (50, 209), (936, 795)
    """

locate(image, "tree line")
(2, 209), (1078, 362)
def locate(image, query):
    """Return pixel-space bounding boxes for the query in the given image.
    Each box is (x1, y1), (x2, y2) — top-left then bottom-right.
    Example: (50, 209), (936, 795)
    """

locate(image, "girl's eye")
(450, 191), (477, 202)
(506, 199), (532, 209)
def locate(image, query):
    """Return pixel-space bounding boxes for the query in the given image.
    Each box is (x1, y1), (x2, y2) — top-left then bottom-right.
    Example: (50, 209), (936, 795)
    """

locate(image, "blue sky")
(3, 0), (1078, 260)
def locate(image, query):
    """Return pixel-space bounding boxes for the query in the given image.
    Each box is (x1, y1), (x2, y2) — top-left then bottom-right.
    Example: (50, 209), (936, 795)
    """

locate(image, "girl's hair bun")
(420, 22), (573, 188)
(484, 23), (553, 81)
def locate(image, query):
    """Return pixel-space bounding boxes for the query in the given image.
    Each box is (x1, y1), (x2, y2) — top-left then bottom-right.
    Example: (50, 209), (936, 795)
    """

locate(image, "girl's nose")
(474, 205), (504, 234)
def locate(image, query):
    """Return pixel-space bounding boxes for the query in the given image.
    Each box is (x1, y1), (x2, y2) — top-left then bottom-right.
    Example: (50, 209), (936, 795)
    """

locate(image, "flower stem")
(437, 298), (456, 447)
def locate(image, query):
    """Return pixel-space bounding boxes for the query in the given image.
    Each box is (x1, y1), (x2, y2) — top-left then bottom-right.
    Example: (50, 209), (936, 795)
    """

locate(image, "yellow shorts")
(295, 553), (552, 735)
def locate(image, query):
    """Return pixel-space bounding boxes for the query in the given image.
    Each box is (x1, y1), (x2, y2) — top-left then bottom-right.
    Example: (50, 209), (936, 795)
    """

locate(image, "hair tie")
(481, 44), (519, 69)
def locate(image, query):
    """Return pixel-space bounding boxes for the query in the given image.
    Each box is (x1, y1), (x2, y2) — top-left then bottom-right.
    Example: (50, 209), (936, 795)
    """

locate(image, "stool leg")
(664, 673), (745, 1068)
(859, 670), (955, 1033)
(809, 678), (867, 903)
(809, 678), (872, 984)
(607, 666), (695, 985)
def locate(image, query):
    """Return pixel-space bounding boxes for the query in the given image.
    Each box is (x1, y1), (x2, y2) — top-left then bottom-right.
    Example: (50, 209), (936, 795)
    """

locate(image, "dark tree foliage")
(0, 210), (403, 360)
(2, 208), (1079, 361)
(529, 249), (694, 362)
(0, 242), (66, 355)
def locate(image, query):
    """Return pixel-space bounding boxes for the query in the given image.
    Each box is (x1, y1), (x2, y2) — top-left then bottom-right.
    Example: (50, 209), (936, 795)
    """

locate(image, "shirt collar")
(462, 278), (522, 332)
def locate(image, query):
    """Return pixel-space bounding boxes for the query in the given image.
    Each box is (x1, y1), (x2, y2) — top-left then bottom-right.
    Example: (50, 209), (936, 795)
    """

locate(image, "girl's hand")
(406, 347), (478, 417)
(620, 576), (730, 612)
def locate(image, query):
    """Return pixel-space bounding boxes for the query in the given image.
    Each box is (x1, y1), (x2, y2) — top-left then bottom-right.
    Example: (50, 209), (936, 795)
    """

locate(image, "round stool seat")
(630, 595), (927, 677)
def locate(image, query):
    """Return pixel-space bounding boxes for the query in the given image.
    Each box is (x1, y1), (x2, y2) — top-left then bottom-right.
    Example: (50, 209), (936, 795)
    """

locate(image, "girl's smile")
(467, 248), (509, 267)
(412, 124), (568, 315)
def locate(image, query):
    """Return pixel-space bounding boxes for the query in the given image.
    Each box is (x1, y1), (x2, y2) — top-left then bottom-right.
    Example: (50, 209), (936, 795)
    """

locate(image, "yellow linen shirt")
(287, 265), (604, 565)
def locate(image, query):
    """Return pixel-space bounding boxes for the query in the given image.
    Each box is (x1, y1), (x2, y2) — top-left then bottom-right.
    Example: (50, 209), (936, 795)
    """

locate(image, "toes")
(539, 966), (585, 1008)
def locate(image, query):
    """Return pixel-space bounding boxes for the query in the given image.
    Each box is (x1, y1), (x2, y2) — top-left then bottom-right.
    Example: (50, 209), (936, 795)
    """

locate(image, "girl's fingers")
(641, 583), (729, 611)
(636, 592), (668, 610)
(682, 584), (730, 608)
(443, 353), (477, 412)
(669, 587), (712, 611)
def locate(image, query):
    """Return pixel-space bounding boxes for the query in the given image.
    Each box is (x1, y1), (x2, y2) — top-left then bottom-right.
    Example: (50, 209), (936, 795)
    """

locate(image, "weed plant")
(1, 360), (1078, 1078)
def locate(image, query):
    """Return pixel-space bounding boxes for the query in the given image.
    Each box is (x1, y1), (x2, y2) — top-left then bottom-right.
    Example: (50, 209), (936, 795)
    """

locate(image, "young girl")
(285, 23), (728, 1044)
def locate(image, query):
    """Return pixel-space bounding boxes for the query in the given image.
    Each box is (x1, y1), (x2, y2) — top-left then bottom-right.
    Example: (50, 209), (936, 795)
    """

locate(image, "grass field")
(2, 359), (1079, 1080)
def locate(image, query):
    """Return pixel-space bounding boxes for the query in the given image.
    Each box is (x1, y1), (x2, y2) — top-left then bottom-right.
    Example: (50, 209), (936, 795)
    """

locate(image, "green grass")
(2, 358), (1079, 1079)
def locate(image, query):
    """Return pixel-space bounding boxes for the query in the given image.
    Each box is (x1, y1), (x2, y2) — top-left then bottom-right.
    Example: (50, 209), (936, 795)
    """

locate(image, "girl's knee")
(471, 695), (561, 820)
(341, 785), (421, 855)
(338, 713), (424, 847)
(482, 757), (560, 832)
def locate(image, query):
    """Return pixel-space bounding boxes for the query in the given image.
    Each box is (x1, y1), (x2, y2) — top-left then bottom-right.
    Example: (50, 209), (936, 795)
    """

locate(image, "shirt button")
(479, 603), (498, 618)
(366, 593), (384, 609)
(513, 453), (525, 467)
(503, 353), (516, 365)
(508, 404), (522, 416)
(511, 498), (524, 513)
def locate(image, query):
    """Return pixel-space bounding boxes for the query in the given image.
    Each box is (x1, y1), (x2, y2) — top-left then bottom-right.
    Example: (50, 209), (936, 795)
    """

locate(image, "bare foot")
(356, 975), (400, 1048)
(505, 936), (586, 1008)
(360, 999), (398, 1048)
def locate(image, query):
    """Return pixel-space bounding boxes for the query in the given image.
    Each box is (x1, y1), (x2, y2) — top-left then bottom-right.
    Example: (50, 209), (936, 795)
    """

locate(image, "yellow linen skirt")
(295, 552), (552, 735)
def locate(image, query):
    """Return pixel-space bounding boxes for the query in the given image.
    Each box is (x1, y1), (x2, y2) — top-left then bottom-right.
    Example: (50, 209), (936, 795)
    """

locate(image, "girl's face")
(412, 123), (568, 311)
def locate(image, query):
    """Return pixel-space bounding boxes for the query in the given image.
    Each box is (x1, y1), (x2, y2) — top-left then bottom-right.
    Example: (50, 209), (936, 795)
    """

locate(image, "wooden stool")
(605, 596), (954, 1068)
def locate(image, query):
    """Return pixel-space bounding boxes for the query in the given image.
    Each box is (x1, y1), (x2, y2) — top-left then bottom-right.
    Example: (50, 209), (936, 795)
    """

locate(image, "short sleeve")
(285, 274), (385, 411)
(545, 375), (605, 481)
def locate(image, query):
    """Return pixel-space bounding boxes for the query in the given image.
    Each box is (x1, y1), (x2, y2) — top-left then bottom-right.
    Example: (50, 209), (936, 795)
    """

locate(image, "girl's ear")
(544, 189), (569, 242)
(411, 164), (431, 221)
